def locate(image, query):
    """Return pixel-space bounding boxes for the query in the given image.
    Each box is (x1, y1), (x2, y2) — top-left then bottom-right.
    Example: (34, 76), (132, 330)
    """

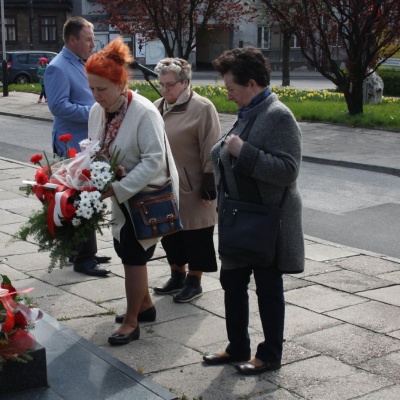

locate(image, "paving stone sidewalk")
(0, 92), (400, 399)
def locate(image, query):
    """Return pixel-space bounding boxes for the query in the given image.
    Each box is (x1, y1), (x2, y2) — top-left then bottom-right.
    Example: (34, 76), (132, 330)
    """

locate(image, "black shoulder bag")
(218, 117), (288, 267)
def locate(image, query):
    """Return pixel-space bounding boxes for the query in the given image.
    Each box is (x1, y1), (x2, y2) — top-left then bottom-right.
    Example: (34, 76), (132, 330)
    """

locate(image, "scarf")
(238, 87), (271, 119)
(99, 89), (132, 159)
(162, 86), (191, 114)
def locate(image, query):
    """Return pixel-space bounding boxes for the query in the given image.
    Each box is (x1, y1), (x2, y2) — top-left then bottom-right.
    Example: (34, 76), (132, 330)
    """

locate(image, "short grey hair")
(154, 58), (192, 81)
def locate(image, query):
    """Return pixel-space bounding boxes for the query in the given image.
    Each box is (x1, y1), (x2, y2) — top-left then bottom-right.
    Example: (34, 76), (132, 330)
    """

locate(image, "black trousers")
(220, 265), (285, 362)
(72, 229), (97, 264)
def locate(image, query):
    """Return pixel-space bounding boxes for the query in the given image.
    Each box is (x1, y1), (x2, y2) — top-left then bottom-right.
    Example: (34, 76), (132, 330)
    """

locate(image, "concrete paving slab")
(355, 385), (400, 400)
(102, 336), (203, 375)
(0, 240), (39, 256)
(379, 270), (400, 284)
(359, 285), (400, 306)
(326, 300), (400, 333)
(327, 254), (400, 276)
(63, 275), (126, 303)
(305, 242), (359, 261)
(294, 324), (400, 365)
(283, 275), (314, 291)
(248, 389), (304, 399)
(0, 210), (27, 224)
(28, 265), (111, 286)
(292, 370), (393, 400)
(297, 258), (341, 277)
(152, 313), (240, 350)
(0, 221), (25, 236)
(284, 284), (368, 313)
(359, 350), (400, 383)
(305, 269), (394, 293)
(149, 361), (278, 400)
(275, 304), (342, 340)
(268, 355), (356, 390)
(2, 251), (53, 272)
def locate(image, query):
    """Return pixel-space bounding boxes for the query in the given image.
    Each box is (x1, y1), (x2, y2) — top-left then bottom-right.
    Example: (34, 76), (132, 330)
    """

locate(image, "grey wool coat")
(210, 93), (305, 274)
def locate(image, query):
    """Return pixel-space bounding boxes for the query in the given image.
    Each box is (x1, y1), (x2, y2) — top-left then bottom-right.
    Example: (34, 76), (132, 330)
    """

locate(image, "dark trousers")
(39, 84), (46, 99)
(220, 266), (285, 362)
(72, 229), (97, 265)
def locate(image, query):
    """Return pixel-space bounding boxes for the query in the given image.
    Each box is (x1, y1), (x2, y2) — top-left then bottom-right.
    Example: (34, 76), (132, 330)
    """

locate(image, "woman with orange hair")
(85, 37), (179, 345)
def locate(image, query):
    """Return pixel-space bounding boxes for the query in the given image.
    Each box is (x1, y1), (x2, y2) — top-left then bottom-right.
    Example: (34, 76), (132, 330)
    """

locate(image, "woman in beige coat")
(153, 58), (221, 302)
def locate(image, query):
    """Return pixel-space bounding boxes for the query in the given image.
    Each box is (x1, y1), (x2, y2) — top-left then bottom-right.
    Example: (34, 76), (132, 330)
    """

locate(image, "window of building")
(40, 17), (57, 42)
(257, 27), (271, 49)
(5, 17), (17, 42)
(290, 35), (300, 48)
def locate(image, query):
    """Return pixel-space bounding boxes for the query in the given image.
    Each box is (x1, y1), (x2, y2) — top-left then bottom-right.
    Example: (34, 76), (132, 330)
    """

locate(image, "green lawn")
(8, 81), (400, 132)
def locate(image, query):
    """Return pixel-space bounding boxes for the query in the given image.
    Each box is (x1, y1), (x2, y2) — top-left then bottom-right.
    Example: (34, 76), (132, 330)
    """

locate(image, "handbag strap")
(163, 133), (172, 179)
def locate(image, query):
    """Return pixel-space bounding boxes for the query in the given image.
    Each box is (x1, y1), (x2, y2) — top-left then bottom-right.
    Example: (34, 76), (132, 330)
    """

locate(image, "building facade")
(1, 0), (310, 70)
(1, 0), (73, 52)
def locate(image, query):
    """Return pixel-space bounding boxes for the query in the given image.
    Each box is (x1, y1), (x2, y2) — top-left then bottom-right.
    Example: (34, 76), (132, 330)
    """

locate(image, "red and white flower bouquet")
(16, 135), (122, 271)
(0, 274), (42, 372)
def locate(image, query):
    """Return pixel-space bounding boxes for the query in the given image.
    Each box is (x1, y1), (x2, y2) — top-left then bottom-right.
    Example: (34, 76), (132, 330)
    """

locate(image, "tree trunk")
(281, 30), (291, 86)
(343, 80), (364, 115)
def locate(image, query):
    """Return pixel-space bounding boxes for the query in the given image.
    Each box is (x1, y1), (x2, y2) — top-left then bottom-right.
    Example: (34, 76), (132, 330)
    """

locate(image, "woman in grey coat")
(203, 47), (305, 375)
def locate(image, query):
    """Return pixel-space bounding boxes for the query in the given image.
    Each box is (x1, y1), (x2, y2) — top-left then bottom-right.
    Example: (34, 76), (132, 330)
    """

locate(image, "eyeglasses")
(159, 81), (181, 90)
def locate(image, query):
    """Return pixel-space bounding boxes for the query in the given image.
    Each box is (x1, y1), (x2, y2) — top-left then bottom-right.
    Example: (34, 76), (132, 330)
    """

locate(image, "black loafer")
(94, 255), (112, 264)
(115, 306), (156, 323)
(108, 326), (140, 345)
(235, 360), (281, 375)
(73, 260), (110, 277)
(203, 353), (249, 365)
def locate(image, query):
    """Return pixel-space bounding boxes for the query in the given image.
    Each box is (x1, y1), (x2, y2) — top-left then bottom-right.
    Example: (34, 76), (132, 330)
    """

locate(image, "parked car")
(0, 51), (58, 85)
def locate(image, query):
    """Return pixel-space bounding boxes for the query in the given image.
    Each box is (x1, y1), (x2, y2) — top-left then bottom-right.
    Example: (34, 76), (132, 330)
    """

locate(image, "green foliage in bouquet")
(12, 136), (123, 272)
(16, 202), (112, 271)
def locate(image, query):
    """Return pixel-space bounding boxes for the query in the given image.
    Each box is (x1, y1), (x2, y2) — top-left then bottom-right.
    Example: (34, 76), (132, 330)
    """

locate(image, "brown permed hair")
(212, 47), (271, 87)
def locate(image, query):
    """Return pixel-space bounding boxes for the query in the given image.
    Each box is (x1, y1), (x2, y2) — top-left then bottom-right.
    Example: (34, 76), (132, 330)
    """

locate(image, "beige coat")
(154, 91), (220, 230)
(89, 91), (179, 250)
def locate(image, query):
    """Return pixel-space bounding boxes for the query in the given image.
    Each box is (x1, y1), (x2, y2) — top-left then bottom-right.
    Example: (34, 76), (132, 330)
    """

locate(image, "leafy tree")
(257, 0), (400, 115)
(93, 0), (254, 60)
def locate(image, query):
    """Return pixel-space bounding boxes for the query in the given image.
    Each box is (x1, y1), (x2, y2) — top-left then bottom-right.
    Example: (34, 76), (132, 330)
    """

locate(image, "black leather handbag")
(217, 116), (287, 266)
(218, 195), (285, 266)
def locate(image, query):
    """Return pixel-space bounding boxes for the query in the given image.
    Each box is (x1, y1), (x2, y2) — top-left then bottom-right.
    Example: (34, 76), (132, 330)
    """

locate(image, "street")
(1, 114), (399, 260)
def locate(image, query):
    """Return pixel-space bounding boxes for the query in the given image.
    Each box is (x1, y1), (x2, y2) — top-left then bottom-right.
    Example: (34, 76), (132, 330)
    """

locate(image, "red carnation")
(82, 169), (91, 179)
(67, 148), (78, 158)
(0, 330), (35, 359)
(59, 134), (73, 143)
(30, 154), (43, 165)
(1, 282), (16, 296)
(64, 204), (76, 219)
(14, 311), (28, 329)
(35, 169), (50, 185)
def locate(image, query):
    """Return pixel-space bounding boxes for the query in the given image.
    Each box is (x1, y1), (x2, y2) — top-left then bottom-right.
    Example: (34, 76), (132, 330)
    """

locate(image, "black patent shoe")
(173, 275), (202, 303)
(235, 360), (281, 375)
(94, 254), (112, 264)
(153, 270), (186, 294)
(115, 306), (156, 323)
(203, 353), (249, 365)
(108, 326), (140, 345)
(73, 259), (110, 277)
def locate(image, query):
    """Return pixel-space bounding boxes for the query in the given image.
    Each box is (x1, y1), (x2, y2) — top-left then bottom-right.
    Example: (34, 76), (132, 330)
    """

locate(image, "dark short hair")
(212, 47), (271, 87)
(63, 16), (93, 43)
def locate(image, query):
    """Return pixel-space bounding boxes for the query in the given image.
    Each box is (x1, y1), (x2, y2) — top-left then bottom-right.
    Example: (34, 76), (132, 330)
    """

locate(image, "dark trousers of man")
(72, 230), (97, 266)
(220, 265), (285, 363)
